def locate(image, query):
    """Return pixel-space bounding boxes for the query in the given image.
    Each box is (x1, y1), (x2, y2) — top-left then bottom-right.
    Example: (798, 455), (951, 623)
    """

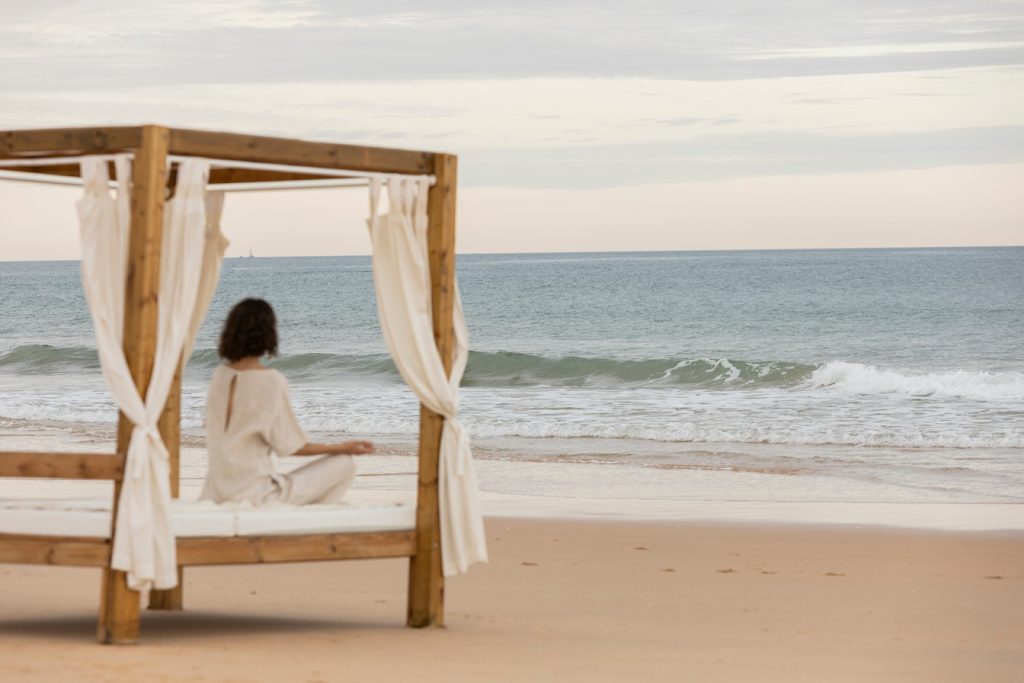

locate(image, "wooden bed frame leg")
(149, 568), (184, 610)
(408, 153), (457, 628)
(151, 359), (184, 611)
(407, 408), (446, 627)
(98, 566), (141, 643)
(97, 125), (168, 643)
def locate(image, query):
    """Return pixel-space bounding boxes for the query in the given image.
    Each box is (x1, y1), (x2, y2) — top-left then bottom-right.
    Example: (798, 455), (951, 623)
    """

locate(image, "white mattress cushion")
(0, 498), (413, 538)
(235, 504), (415, 536)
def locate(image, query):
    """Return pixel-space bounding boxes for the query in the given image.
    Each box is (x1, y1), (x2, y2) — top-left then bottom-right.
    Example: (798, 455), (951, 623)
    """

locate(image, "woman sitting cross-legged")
(199, 298), (375, 505)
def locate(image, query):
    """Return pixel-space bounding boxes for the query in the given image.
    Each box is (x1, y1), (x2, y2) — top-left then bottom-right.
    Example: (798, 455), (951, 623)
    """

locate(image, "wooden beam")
(147, 567), (184, 611)
(172, 166), (342, 187)
(157, 359), (183, 499)
(150, 355), (185, 612)
(98, 124), (168, 645)
(0, 126), (437, 178)
(0, 163), (82, 178)
(0, 451), (124, 480)
(0, 126), (141, 160)
(0, 531), (414, 568)
(407, 153), (458, 628)
(177, 531), (416, 566)
(0, 534), (110, 567)
(1, 163), (392, 188)
(169, 127), (435, 176)
(208, 168), (335, 184)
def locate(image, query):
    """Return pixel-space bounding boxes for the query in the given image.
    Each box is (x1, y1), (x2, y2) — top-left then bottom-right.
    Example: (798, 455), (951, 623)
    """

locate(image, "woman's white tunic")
(200, 365), (308, 504)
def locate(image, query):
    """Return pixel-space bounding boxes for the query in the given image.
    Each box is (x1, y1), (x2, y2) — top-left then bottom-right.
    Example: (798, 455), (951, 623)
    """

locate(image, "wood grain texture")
(0, 162), (84, 178)
(151, 357), (181, 611)
(0, 126), (436, 177)
(207, 168), (336, 184)
(0, 531), (414, 567)
(157, 358), (183, 499)
(177, 531), (416, 566)
(407, 153), (458, 628)
(0, 126), (142, 159)
(0, 451), (124, 480)
(0, 164), (332, 184)
(148, 567), (184, 611)
(168, 127), (435, 175)
(151, 357), (185, 611)
(0, 534), (110, 566)
(98, 124), (169, 645)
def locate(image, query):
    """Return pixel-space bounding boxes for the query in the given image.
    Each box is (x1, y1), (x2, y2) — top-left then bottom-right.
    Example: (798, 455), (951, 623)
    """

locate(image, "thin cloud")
(0, 1), (1021, 191)
(1, 1), (1023, 88)
(460, 125), (1024, 188)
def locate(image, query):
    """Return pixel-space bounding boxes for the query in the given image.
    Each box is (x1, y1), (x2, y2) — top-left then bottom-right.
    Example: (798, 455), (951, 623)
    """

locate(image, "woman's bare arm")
(292, 440), (375, 456)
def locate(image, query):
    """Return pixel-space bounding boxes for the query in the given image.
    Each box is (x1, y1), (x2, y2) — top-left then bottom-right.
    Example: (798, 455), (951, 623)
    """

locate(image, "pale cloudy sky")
(1, 0), (1023, 258)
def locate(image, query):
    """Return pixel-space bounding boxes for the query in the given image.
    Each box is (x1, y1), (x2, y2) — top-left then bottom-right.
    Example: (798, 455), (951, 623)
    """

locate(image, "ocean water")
(1, 248), (1022, 506)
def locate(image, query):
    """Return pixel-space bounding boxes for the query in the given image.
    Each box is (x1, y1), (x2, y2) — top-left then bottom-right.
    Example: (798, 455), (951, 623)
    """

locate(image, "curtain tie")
(126, 424), (168, 479)
(443, 419), (471, 476)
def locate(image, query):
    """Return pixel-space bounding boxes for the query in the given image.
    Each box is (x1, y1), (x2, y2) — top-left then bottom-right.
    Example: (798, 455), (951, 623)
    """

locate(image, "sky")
(1, 0), (1023, 258)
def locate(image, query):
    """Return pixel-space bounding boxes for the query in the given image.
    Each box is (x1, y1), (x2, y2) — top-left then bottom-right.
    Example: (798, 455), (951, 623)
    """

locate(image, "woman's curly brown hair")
(218, 298), (279, 362)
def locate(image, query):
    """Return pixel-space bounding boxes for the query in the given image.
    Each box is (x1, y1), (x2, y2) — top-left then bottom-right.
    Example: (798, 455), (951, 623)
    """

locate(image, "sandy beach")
(2, 2), (1023, 680)
(2, 517), (1021, 683)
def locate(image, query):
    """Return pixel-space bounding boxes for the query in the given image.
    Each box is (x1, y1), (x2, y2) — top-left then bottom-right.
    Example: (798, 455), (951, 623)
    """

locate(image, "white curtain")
(182, 191), (229, 363)
(77, 156), (211, 592)
(367, 177), (487, 576)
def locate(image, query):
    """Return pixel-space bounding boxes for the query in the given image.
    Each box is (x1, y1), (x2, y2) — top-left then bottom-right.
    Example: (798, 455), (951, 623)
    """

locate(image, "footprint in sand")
(984, 575), (1004, 580)
(716, 568), (736, 574)
(825, 572), (845, 577)
(521, 561), (539, 567)
(661, 568), (675, 573)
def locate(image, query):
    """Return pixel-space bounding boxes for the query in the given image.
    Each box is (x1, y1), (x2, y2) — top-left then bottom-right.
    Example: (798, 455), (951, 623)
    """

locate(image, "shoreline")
(2, 466), (1023, 534)
(0, 435), (1021, 532)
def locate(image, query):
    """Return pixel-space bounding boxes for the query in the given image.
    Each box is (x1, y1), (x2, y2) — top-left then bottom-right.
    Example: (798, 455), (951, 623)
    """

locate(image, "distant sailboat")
(248, 248), (254, 258)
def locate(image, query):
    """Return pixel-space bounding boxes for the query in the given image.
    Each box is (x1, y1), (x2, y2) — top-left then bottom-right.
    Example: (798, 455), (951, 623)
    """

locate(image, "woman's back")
(200, 297), (371, 506)
(201, 364), (307, 504)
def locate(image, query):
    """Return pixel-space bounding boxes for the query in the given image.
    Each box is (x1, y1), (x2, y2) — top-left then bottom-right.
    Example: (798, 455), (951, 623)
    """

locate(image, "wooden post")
(149, 357), (184, 610)
(157, 361), (182, 499)
(150, 162), (184, 611)
(97, 125), (169, 644)
(407, 154), (457, 628)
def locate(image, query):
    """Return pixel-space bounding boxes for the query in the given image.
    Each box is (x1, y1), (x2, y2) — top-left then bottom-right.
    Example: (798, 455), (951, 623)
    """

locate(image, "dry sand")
(1, 518), (1021, 682)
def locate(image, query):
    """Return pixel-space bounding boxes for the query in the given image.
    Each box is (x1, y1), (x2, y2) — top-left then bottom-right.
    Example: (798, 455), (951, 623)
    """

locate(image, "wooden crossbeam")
(0, 126), (142, 159)
(2, 163), (336, 185)
(168, 128), (435, 176)
(0, 532), (415, 567)
(0, 125), (438, 176)
(177, 531), (417, 565)
(0, 452), (124, 480)
(0, 163), (83, 178)
(0, 534), (111, 566)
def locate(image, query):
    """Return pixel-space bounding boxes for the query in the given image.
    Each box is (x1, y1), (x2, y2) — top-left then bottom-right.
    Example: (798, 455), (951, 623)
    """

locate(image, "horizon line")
(3, 243), (1023, 264)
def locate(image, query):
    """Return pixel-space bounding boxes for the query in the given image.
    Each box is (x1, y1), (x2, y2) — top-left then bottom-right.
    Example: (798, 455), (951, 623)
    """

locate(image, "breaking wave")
(1, 345), (1021, 399)
(0, 345), (813, 388)
(809, 362), (1024, 401)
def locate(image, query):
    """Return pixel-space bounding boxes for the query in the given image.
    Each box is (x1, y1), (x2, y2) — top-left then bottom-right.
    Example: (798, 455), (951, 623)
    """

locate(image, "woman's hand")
(337, 440), (375, 455)
(293, 440), (376, 456)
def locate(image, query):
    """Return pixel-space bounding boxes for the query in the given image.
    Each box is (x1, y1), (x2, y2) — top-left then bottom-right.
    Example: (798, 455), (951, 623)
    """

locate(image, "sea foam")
(808, 362), (1024, 401)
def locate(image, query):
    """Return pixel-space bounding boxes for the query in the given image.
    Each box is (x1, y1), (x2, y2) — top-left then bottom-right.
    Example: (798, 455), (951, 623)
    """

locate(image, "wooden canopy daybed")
(0, 125), (464, 643)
